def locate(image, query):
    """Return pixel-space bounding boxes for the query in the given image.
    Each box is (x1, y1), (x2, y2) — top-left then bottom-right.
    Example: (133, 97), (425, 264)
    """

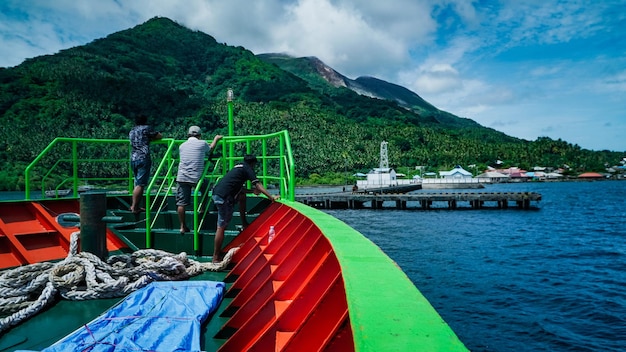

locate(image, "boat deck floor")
(0, 259), (233, 352)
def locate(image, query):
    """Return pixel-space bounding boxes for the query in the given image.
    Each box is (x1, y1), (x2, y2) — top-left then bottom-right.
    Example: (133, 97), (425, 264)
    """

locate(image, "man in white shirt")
(176, 126), (222, 234)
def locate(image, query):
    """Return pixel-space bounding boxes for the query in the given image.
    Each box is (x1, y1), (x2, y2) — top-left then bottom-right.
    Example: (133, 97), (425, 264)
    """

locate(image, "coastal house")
(525, 171), (547, 180)
(509, 171), (530, 181)
(365, 167), (397, 186)
(489, 166), (530, 182)
(475, 171), (509, 183)
(545, 172), (564, 179)
(578, 172), (604, 179)
(421, 165), (482, 189)
(439, 165), (473, 179)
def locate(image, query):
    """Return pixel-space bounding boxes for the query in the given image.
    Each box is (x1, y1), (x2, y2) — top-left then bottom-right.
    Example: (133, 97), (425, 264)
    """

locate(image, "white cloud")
(529, 65), (563, 77)
(272, 0), (408, 77)
(345, 1), (436, 42)
(0, 0), (623, 151)
(406, 64), (462, 94)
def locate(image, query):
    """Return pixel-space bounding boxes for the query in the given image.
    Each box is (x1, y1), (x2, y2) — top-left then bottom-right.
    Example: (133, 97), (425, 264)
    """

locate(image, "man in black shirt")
(211, 155), (278, 263)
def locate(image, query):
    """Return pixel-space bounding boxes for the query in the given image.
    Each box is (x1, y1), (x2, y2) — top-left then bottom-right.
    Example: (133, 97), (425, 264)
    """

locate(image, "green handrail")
(25, 137), (135, 199)
(23, 130), (295, 252)
(143, 138), (178, 247)
(217, 131), (295, 201)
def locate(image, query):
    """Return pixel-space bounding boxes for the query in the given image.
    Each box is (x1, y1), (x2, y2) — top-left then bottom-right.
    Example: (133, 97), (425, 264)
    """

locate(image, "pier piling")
(296, 191), (541, 210)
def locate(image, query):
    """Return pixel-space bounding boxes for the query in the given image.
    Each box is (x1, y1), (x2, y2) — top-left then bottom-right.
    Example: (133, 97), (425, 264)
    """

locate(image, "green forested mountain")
(0, 17), (622, 190)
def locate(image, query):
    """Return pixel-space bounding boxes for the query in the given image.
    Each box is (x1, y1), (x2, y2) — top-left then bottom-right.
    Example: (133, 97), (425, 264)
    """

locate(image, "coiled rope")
(0, 231), (237, 334)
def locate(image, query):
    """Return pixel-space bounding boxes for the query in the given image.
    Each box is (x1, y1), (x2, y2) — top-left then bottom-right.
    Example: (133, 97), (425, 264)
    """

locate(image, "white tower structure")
(379, 141), (388, 170)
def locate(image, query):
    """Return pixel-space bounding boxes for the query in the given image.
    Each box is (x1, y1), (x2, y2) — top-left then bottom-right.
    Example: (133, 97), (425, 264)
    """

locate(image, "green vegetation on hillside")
(0, 17), (622, 191)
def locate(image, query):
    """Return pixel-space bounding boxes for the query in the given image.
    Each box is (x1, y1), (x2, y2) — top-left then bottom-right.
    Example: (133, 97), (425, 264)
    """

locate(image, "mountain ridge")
(258, 54), (433, 109)
(0, 17), (620, 190)
(257, 53), (480, 128)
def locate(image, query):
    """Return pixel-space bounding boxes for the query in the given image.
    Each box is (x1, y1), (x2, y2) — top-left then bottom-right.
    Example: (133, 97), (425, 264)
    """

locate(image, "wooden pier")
(295, 191), (542, 210)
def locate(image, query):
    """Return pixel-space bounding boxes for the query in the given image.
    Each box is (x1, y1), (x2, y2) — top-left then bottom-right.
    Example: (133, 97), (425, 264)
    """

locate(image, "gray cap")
(188, 126), (202, 136)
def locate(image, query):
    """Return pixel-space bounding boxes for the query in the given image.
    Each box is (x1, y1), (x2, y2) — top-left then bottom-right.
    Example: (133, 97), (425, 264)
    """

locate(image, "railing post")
(227, 88), (235, 169)
(145, 192), (152, 248)
(279, 134), (285, 198)
(262, 139), (268, 188)
(72, 140), (78, 197)
(25, 167), (31, 200)
(284, 131), (295, 201)
(128, 139), (134, 195)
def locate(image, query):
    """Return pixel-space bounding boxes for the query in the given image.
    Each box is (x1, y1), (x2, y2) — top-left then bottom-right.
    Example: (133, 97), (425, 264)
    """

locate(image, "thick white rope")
(0, 231), (238, 334)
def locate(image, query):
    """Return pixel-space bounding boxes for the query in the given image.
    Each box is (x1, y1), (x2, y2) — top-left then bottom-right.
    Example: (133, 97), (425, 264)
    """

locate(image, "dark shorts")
(176, 182), (196, 207)
(132, 159), (151, 187)
(212, 194), (234, 228)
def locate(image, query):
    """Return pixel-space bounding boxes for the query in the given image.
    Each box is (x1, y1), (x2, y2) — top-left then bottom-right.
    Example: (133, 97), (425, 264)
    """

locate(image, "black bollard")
(79, 192), (108, 260)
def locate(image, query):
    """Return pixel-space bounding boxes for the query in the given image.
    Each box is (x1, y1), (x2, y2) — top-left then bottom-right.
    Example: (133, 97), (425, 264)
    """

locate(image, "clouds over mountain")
(0, 0), (624, 151)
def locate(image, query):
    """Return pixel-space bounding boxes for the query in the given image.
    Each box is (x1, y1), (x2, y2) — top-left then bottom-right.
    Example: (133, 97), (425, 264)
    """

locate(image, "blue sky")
(1, 0), (624, 152)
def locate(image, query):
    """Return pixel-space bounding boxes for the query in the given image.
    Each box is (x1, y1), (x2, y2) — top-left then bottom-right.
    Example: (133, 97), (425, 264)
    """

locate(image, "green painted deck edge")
(285, 200), (468, 351)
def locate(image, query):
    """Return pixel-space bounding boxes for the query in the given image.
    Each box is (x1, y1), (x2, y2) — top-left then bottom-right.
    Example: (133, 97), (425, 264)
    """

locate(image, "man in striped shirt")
(129, 114), (162, 214)
(176, 126), (222, 234)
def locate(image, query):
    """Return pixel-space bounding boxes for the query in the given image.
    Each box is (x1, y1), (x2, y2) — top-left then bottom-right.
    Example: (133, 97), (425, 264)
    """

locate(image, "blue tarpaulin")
(42, 281), (225, 352)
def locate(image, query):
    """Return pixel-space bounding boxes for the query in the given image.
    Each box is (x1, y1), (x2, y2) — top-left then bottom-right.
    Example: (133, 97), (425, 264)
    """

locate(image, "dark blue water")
(323, 181), (626, 352)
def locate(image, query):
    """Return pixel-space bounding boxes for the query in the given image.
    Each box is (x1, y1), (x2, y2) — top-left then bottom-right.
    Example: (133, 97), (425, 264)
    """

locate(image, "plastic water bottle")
(268, 226), (276, 243)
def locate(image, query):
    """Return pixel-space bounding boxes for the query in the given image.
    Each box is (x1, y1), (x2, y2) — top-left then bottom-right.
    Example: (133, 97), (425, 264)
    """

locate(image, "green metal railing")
(217, 131), (295, 200)
(25, 137), (155, 200)
(23, 130), (295, 251)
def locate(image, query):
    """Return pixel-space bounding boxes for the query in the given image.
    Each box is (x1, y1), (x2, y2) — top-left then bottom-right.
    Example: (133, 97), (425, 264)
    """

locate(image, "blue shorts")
(212, 194), (234, 228)
(132, 159), (151, 187)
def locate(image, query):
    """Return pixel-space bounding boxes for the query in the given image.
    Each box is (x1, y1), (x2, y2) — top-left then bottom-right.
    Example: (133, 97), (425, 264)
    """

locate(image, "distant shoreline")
(1, 178), (623, 201)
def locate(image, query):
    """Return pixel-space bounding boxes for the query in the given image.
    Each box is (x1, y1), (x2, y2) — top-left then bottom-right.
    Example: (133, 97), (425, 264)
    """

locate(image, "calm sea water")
(322, 181), (626, 352)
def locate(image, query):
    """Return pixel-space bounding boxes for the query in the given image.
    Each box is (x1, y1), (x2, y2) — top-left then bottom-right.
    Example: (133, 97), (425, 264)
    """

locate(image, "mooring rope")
(0, 231), (238, 334)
